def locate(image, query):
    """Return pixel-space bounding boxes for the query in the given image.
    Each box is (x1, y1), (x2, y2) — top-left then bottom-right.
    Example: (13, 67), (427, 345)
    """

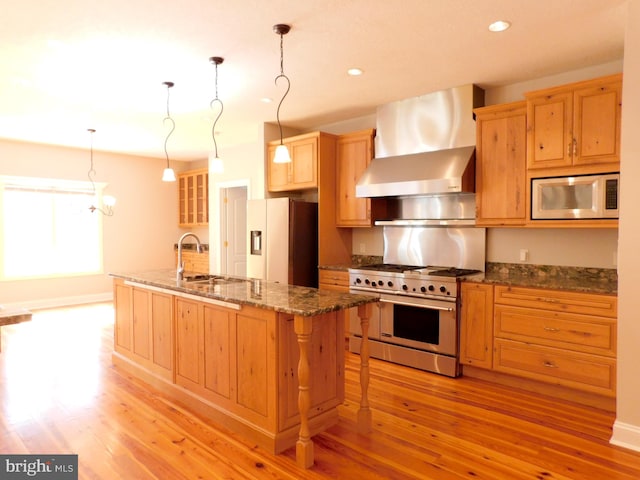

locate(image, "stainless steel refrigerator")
(246, 198), (318, 288)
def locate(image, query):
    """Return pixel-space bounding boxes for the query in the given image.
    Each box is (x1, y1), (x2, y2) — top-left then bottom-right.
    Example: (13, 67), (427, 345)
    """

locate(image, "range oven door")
(379, 294), (457, 356)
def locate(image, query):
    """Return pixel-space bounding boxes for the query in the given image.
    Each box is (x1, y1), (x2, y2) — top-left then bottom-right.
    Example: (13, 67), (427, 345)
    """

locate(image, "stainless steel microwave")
(531, 173), (619, 220)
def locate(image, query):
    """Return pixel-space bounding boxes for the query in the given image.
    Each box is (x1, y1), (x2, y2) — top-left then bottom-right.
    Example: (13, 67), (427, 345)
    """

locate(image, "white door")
(221, 186), (247, 276)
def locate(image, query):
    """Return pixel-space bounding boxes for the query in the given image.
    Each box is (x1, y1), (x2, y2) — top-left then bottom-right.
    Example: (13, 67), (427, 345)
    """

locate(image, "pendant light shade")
(162, 81), (177, 182)
(273, 144), (291, 164)
(162, 167), (176, 182)
(273, 23), (292, 164)
(209, 56), (225, 174)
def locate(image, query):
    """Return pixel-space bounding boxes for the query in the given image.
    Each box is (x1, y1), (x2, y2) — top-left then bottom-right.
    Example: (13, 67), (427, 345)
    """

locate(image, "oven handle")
(380, 298), (455, 312)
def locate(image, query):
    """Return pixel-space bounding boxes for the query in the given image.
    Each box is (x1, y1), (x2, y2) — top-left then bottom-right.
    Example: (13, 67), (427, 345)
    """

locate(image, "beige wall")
(0, 139), (186, 309)
(611, 0), (640, 452)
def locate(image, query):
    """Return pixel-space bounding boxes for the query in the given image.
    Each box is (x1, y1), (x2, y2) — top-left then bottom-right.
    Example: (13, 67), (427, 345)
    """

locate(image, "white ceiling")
(0, 0), (627, 161)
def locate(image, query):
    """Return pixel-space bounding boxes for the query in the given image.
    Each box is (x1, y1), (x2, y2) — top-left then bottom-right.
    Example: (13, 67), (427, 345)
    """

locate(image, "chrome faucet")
(177, 232), (203, 281)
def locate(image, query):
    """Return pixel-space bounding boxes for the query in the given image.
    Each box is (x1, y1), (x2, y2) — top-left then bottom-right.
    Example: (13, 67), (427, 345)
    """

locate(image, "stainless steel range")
(348, 263), (481, 377)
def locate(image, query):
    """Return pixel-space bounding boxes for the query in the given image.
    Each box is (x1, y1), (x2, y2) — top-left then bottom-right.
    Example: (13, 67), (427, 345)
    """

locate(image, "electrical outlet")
(519, 249), (529, 262)
(359, 243), (366, 254)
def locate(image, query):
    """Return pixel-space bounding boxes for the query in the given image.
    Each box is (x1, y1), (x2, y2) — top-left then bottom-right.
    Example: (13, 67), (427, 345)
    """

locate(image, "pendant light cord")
(163, 82), (175, 168)
(275, 30), (290, 146)
(87, 128), (97, 189)
(210, 60), (224, 158)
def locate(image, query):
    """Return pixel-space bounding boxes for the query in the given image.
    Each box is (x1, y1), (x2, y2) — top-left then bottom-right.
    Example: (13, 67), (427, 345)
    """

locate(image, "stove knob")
(439, 285), (447, 293)
(355, 278), (362, 284)
(387, 281), (394, 287)
(420, 286), (427, 293)
(378, 280), (384, 286)
(365, 279), (370, 285)
(428, 285), (435, 292)
(402, 284), (408, 291)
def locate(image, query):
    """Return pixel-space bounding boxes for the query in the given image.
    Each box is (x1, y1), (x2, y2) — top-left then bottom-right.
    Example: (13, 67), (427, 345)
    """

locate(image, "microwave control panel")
(606, 178), (619, 210)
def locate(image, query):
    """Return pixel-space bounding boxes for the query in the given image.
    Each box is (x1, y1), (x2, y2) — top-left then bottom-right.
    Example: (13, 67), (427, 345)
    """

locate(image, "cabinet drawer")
(494, 305), (616, 357)
(494, 338), (616, 397)
(494, 285), (617, 317)
(318, 269), (350, 288)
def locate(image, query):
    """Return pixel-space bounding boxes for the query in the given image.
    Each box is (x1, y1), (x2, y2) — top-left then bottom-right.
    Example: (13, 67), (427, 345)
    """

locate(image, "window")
(0, 176), (105, 280)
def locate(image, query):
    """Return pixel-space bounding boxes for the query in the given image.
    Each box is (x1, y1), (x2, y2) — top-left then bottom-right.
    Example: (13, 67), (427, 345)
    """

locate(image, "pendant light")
(86, 128), (115, 216)
(273, 23), (292, 164)
(209, 56), (224, 174)
(161, 81), (177, 182)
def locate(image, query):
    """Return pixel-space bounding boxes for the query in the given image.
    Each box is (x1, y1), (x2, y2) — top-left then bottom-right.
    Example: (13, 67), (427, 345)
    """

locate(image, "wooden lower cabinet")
(113, 279), (344, 453)
(492, 285), (617, 397)
(113, 279), (173, 381)
(459, 282), (494, 368)
(459, 281), (618, 401)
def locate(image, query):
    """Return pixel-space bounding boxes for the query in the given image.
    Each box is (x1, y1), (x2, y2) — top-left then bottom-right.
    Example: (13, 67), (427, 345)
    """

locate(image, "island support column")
(356, 302), (372, 433)
(294, 314), (314, 468)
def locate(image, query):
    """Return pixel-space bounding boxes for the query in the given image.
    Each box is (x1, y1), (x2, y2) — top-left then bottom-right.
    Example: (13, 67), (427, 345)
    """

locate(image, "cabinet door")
(178, 169), (209, 227)
(202, 304), (234, 400)
(195, 172), (208, 224)
(475, 103), (527, 226)
(459, 282), (494, 369)
(573, 79), (621, 166)
(151, 291), (174, 376)
(178, 176), (188, 225)
(527, 91), (573, 169)
(175, 298), (202, 389)
(132, 288), (151, 360)
(336, 130), (374, 226)
(289, 136), (317, 188)
(113, 280), (132, 353)
(267, 144), (290, 191)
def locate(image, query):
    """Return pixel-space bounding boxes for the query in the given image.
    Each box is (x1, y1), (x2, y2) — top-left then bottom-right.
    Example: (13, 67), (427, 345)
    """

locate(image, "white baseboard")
(1, 292), (113, 311)
(611, 420), (640, 452)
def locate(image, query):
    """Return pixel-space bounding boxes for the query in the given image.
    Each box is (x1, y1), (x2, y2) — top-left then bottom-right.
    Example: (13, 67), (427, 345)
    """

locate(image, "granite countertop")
(321, 258), (617, 296)
(465, 263), (618, 295)
(110, 269), (377, 317)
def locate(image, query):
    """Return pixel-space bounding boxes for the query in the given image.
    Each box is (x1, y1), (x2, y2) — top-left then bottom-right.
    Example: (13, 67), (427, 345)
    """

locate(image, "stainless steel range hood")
(355, 145), (476, 197)
(356, 84), (484, 198)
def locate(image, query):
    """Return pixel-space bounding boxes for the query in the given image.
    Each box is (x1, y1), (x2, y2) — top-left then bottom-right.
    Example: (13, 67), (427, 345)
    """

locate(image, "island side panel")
(278, 311), (345, 433)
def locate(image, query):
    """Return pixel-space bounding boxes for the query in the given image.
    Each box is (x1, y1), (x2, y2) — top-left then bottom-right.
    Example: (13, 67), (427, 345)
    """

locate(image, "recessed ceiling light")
(347, 68), (363, 76)
(261, 97), (273, 103)
(488, 20), (511, 32)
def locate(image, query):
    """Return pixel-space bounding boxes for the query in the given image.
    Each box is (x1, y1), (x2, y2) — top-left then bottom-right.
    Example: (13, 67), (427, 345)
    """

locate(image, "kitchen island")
(110, 270), (377, 468)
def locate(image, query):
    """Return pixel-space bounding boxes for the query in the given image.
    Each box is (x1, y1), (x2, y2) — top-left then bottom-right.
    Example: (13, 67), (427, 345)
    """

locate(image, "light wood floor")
(2, 303), (640, 479)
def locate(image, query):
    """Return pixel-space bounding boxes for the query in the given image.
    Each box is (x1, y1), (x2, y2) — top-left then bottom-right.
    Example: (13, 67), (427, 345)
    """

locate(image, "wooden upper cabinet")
(336, 129), (375, 227)
(474, 102), (527, 226)
(178, 168), (209, 227)
(267, 133), (318, 192)
(526, 74), (622, 171)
